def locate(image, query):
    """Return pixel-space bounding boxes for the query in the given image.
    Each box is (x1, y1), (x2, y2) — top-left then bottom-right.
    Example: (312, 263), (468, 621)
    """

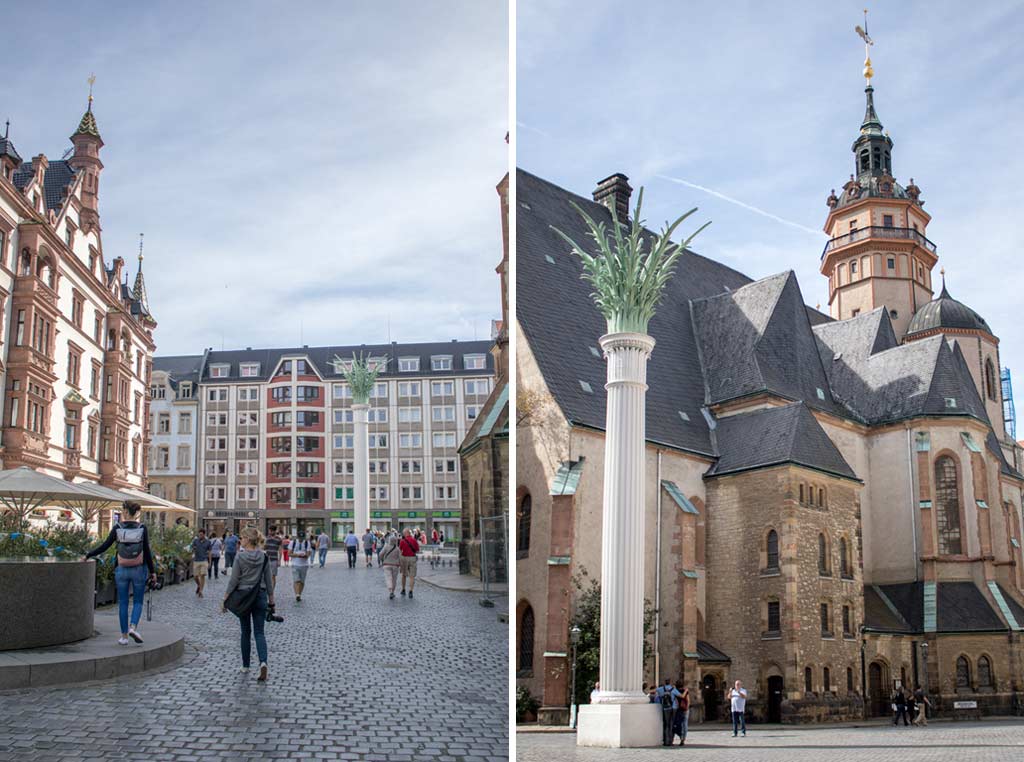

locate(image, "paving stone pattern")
(516, 721), (1024, 762)
(0, 551), (508, 761)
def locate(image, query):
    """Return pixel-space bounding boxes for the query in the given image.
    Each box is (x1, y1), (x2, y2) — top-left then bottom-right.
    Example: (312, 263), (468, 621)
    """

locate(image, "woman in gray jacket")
(222, 527), (275, 681)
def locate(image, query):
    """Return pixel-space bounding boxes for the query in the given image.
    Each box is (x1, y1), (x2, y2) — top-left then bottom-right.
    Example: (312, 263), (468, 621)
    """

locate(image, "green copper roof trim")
(976, 499), (988, 509)
(919, 500), (932, 509)
(682, 569), (699, 579)
(547, 556), (571, 566)
(543, 651), (568, 658)
(683, 651), (700, 659)
(72, 109), (100, 138)
(662, 480), (699, 515)
(961, 432), (982, 453)
(923, 581), (937, 633)
(1013, 538), (1021, 549)
(987, 581), (1022, 631)
(551, 458), (584, 496)
(915, 432), (931, 452)
(478, 383), (508, 438)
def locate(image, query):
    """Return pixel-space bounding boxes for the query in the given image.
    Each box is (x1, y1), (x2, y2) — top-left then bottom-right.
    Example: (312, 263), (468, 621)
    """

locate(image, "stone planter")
(95, 579), (117, 606)
(0, 557), (96, 650)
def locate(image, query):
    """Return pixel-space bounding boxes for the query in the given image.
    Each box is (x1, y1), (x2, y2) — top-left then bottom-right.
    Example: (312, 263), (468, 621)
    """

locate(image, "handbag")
(225, 555), (268, 616)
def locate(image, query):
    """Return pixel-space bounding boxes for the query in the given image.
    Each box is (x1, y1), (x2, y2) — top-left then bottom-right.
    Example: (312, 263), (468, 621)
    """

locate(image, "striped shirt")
(264, 536), (282, 563)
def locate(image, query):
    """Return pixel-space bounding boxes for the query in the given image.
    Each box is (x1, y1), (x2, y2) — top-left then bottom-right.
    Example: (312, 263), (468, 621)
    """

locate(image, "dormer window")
(464, 354), (486, 370)
(431, 355), (453, 371)
(398, 357), (420, 372)
(239, 362), (260, 378)
(210, 364), (230, 379)
(179, 382), (193, 399)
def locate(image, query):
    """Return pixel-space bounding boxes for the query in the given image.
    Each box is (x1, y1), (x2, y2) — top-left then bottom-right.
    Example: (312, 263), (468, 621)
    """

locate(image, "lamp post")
(920, 641), (929, 713)
(570, 625), (581, 729)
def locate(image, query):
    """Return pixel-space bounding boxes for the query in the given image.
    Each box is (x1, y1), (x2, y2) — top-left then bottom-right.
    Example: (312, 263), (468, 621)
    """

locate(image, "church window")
(842, 605), (852, 635)
(847, 667), (855, 693)
(518, 605), (535, 677)
(766, 529), (779, 571)
(840, 538), (850, 577)
(873, 147), (881, 169)
(883, 214), (894, 228)
(985, 359), (998, 402)
(884, 152), (891, 171)
(823, 667), (831, 693)
(887, 257), (895, 270)
(859, 150), (869, 172)
(516, 493), (532, 558)
(799, 484), (804, 503)
(956, 656), (971, 690)
(819, 487), (826, 507)
(767, 600), (780, 634)
(804, 666), (814, 693)
(935, 455), (963, 555)
(820, 602), (831, 635)
(850, 260), (857, 275)
(977, 655), (993, 689)
(818, 534), (830, 575)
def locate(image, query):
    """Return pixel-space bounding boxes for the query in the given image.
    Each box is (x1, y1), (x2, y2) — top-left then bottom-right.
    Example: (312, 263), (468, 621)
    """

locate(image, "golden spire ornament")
(87, 73), (96, 110)
(855, 9), (874, 83)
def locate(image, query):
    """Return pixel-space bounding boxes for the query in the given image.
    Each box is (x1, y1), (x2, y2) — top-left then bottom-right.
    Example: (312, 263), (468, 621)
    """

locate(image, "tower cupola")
(68, 75), (104, 234)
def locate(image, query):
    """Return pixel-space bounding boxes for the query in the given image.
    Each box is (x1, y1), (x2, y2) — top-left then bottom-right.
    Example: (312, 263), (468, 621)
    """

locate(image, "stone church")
(515, 77), (1024, 724)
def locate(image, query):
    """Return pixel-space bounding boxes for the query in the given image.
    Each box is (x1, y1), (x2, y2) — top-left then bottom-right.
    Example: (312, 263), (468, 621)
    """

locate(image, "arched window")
(985, 359), (999, 402)
(804, 666), (814, 694)
(819, 488), (826, 508)
(818, 534), (830, 575)
(859, 150), (869, 172)
(766, 529), (779, 571)
(823, 667), (831, 693)
(799, 484), (804, 503)
(518, 605), (535, 676)
(956, 656), (971, 690)
(176, 483), (189, 501)
(847, 667), (854, 693)
(839, 538), (850, 577)
(935, 456), (963, 555)
(977, 656), (993, 689)
(516, 493), (532, 557)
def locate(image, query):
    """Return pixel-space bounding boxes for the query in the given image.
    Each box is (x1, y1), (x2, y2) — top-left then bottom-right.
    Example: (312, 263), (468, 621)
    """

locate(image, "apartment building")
(157, 341), (494, 539)
(147, 355), (203, 522)
(0, 98), (155, 530)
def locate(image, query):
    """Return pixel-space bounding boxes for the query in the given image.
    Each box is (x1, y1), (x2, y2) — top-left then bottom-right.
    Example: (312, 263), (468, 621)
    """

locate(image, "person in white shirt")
(727, 679), (748, 737)
(289, 534), (312, 602)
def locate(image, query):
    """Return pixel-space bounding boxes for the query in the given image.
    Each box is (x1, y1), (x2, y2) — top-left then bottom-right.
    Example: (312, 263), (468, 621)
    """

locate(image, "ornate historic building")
(0, 95), (155, 529)
(516, 75), (1024, 724)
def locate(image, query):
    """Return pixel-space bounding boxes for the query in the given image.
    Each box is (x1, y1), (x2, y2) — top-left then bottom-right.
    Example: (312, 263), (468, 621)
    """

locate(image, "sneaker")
(401, 590), (406, 596)
(240, 666), (250, 673)
(389, 592), (395, 599)
(117, 637), (129, 646)
(296, 595), (301, 602)
(409, 591), (414, 599)
(128, 626), (143, 644)
(257, 663), (268, 682)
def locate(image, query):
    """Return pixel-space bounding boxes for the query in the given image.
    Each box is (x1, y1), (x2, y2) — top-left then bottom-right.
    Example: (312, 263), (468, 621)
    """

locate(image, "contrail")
(656, 174), (823, 237)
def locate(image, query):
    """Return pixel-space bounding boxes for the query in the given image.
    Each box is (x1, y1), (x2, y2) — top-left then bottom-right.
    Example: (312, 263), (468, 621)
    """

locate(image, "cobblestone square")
(0, 552), (507, 761)
(517, 721), (1024, 762)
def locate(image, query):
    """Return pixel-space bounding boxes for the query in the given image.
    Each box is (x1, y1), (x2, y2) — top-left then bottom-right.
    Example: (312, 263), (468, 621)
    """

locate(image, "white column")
(353, 402), (370, 533)
(577, 331), (661, 748)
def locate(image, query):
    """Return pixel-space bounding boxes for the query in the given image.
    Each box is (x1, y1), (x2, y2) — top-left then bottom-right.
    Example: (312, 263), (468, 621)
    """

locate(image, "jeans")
(225, 552), (236, 569)
(346, 546), (357, 567)
(673, 709), (689, 741)
(209, 556), (220, 578)
(318, 548), (327, 567)
(238, 589), (269, 668)
(894, 706), (909, 725)
(115, 564), (148, 634)
(732, 710), (746, 735)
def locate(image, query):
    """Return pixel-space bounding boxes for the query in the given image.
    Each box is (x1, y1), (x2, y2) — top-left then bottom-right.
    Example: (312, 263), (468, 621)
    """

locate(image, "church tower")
(67, 78), (104, 235)
(820, 44), (936, 340)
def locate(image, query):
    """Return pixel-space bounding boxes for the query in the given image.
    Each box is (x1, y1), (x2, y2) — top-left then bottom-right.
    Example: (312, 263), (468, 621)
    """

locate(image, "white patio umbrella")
(0, 467), (122, 526)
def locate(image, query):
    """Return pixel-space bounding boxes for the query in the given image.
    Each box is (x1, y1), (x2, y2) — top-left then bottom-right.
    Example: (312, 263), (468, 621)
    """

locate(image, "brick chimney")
(593, 173), (633, 222)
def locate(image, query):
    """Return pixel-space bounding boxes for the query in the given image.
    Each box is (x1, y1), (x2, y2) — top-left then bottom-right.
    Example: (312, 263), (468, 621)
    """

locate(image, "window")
(887, 257), (896, 270)
(767, 600), (780, 634)
(431, 355), (453, 371)
(179, 382), (193, 399)
(240, 362), (260, 377)
(847, 667), (855, 693)
(295, 436), (320, 452)
(820, 603), (831, 636)
(296, 411), (320, 428)
(335, 487), (354, 501)
(368, 408), (388, 423)
(370, 486), (388, 501)
(333, 383), (351, 399)
(334, 434), (354, 449)
(399, 433), (422, 448)
(207, 388), (227, 402)
(176, 483), (189, 501)
(432, 432), (456, 448)
(464, 354), (486, 370)
(840, 538), (850, 577)
(956, 656), (971, 691)
(368, 460), (389, 474)
(205, 461), (227, 476)
(179, 413), (192, 434)
(236, 412), (258, 427)
(431, 380), (454, 397)
(400, 485), (423, 501)
(270, 488), (291, 504)
(205, 486), (227, 501)
(14, 309), (24, 345)
(977, 655), (993, 689)
(237, 486), (258, 501)
(851, 308), (860, 317)
(158, 413), (170, 434)
(206, 437), (227, 451)
(818, 534), (830, 575)
(177, 445), (191, 469)
(467, 405), (480, 420)
(519, 605), (535, 676)
(271, 437), (292, 454)
(398, 357), (420, 372)
(400, 459), (422, 474)
(67, 349), (81, 387)
(985, 359), (999, 401)
(237, 461), (258, 476)
(883, 214), (894, 228)
(271, 387), (292, 403)
(823, 667), (831, 693)
(805, 667), (813, 694)
(210, 364), (230, 379)
(842, 605), (852, 636)
(296, 385), (320, 401)
(296, 462), (321, 478)
(370, 434), (387, 448)
(334, 409), (354, 424)
(850, 260), (858, 275)
(799, 484), (804, 503)
(435, 485), (457, 500)
(294, 359), (310, 375)
(270, 462), (292, 479)
(517, 494), (532, 557)
(334, 460), (353, 475)
(398, 381), (420, 397)
(432, 406), (455, 422)
(370, 382), (388, 399)
(434, 458), (457, 473)
(206, 412), (227, 427)
(398, 406), (422, 423)
(766, 529), (779, 571)
(238, 387), (258, 401)
(277, 360), (293, 377)
(935, 455), (963, 555)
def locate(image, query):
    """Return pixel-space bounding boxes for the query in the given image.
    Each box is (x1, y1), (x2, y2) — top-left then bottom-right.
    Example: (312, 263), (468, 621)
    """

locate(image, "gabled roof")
(866, 581), (1007, 633)
(153, 354), (204, 388)
(12, 159), (78, 212)
(706, 402), (857, 480)
(0, 137), (21, 164)
(696, 640), (731, 663)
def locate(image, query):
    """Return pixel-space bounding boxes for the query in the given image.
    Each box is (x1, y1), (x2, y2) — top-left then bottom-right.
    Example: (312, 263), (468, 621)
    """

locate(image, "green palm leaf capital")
(331, 352), (384, 405)
(551, 187), (709, 334)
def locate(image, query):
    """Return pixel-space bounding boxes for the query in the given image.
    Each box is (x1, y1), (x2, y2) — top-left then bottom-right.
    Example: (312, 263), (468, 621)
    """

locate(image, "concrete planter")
(0, 557), (96, 651)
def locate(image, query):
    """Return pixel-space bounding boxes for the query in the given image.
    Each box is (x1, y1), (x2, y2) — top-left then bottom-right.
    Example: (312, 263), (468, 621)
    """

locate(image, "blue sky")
(5, 1), (508, 355)
(519, 1), (1024, 414)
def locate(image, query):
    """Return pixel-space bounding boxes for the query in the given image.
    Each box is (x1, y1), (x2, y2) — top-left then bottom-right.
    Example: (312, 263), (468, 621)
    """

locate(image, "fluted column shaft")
(353, 402), (370, 533)
(594, 331), (655, 705)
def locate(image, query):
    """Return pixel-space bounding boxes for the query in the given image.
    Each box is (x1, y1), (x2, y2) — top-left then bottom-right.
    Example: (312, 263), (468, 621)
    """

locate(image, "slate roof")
(706, 402), (857, 480)
(696, 640), (731, 663)
(907, 284), (992, 337)
(153, 354), (204, 389)
(0, 137), (21, 164)
(195, 340), (494, 383)
(997, 583), (1024, 627)
(11, 159), (78, 213)
(867, 581), (1007, 633)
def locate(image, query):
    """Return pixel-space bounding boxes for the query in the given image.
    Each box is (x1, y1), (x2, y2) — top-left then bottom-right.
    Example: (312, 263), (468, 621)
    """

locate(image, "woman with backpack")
(85, 501), (156, 646)
(222, 526), (275, 682)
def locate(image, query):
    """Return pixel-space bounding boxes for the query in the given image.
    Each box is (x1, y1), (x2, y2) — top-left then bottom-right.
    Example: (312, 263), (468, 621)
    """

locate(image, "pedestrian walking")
(913, 686), (931, 726)
(224, 530), (239, 570)
(892, 686), (910, 726)
(289, 533), (312, 602)
(316, 528), (330, 568)
(727, 680), (747, 737)
(906, 690), (917, 726)
(674, 681), (690, 746)
(655, 678), (681, 746)
(209, 534), (223, 579)
(361, 527), (375, 568)
(282, 534), (290, 565)
(380, 534), (401, 599)
(398, 528), (419, 598)
(264, 526), (282, 586)
(85, 501), (157, 645)
(431, 527), (439, 546)
(222, 527), (274, 682)
(189, 529), (212, 597)
(438, 530), (445, 545)
(344, 530), (359, 568)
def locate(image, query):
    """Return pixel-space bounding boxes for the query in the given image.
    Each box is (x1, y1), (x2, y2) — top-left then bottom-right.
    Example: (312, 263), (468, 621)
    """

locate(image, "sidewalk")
(517, 714), (1024, 733)
(417, 564), (508, 595)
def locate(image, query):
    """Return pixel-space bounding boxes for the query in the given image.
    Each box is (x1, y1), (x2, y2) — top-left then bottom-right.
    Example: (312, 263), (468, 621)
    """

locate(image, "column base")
(576, 702), (662, 747)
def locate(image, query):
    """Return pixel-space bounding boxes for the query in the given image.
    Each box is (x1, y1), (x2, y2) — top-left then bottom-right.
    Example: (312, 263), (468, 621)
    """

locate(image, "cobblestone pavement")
(516, 720), (1024, 761)
(0, 551), (507, 761)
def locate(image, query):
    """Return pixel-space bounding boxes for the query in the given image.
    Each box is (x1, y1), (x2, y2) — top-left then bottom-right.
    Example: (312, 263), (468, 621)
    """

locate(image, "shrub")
(516, 686), (540, 723)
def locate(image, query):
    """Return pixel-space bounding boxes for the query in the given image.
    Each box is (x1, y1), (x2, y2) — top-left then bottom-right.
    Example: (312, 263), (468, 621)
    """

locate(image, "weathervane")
(87, 74), (96, 111)
(138, 233), (144, 265)
(855, 9), (874, 84)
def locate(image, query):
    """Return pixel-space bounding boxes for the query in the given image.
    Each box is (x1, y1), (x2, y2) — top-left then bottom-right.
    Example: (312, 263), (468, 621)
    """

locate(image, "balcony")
(821, 226), (937, 260)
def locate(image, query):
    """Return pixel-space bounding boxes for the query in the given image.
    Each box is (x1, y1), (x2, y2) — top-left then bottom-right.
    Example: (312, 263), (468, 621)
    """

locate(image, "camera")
(266, 603), (284, 623)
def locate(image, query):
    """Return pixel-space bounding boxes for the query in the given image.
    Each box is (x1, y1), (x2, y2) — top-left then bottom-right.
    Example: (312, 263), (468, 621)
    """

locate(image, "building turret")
(67, 80), (104, 233)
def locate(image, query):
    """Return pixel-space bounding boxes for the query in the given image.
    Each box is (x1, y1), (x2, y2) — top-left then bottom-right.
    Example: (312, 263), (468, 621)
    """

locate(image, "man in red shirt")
(399, 528), (420, 598)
